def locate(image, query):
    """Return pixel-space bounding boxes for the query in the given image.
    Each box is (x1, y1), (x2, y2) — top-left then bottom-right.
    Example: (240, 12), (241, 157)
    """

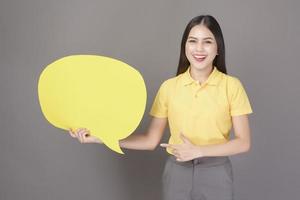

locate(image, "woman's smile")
(192, 54), (207, 62)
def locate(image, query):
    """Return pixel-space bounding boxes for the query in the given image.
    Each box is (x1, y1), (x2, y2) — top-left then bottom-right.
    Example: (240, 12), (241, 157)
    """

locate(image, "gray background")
(1, 0), (299, 199)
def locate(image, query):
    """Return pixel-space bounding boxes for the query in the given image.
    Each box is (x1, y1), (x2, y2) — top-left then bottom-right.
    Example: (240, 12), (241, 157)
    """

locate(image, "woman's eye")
(204, 41), (212, 44)
(188, 40), (196, 43)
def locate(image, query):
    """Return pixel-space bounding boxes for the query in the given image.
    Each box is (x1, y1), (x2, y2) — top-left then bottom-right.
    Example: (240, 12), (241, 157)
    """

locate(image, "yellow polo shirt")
(149, 66), (253, 154)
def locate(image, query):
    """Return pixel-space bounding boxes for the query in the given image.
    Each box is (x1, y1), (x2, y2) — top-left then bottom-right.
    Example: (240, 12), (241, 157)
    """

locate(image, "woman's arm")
(70, 117), (168, 151)
(160, 114), (251, 161)
(119, 117), (167, 150)
(199, 114), (251, 157)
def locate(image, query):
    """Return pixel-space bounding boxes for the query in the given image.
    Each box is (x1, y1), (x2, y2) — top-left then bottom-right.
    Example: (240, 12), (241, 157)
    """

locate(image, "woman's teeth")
(193, 55), (206, 62)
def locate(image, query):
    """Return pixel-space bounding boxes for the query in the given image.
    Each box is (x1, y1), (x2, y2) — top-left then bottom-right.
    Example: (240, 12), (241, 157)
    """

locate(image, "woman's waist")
(168, 155), (230, 167)
(168, 136), (229, 146)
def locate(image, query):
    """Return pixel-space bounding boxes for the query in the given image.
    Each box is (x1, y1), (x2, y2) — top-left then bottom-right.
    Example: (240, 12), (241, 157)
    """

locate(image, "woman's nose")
(195, 43), (204, 51)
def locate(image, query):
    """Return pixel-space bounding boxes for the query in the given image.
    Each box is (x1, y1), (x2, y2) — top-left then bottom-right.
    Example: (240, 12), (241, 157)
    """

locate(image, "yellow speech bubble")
(38, 55), (147, 154)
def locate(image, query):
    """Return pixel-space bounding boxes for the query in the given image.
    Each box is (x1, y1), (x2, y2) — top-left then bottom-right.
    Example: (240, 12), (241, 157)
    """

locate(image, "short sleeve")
(149, 81), (169, 118)
(228, 77), (253, 116)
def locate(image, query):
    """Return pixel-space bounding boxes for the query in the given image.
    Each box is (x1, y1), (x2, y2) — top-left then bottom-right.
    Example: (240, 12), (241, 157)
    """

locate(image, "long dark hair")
(176, 15), (227, 75)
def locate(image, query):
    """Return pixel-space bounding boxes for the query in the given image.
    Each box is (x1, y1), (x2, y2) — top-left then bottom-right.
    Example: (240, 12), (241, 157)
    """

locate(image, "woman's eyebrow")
(188, 36), (214, 40)
(188, 36), (198, 40)
(203, 37), (214, 40)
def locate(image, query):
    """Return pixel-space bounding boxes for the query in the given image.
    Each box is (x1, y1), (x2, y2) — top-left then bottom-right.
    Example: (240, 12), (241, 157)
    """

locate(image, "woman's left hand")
(160, 133), (204, 162)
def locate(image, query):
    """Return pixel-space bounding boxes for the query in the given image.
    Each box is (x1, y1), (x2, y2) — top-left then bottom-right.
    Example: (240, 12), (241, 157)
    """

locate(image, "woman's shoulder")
(220, 72), (244, 86)
(159, 73), (184, 89)
(220, 72), (249, 95)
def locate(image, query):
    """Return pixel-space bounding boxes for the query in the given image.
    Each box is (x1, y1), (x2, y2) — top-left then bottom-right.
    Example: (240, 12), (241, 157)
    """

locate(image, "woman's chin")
(191, 63), (212, 71)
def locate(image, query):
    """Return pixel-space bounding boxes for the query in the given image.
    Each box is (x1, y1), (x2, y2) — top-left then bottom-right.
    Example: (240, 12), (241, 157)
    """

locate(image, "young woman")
(69, 15), (253, 200)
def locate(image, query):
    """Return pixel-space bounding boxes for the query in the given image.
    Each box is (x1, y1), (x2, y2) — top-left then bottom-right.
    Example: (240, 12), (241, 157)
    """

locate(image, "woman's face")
(185, 24), (218, 71)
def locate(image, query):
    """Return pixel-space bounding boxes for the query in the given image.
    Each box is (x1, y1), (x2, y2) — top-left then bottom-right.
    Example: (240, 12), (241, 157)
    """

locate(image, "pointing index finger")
(160, 143), (174, 149)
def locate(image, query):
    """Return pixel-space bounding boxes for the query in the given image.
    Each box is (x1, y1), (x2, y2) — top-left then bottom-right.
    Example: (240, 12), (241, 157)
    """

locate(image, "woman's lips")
(193, 55), (207, 62)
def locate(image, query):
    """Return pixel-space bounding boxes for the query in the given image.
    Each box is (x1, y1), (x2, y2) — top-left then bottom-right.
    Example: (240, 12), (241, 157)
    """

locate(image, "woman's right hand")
(68, 128), (103, 144)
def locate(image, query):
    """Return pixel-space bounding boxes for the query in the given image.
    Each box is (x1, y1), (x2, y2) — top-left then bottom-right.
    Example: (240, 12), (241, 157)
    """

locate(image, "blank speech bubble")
(38, 55), (147, 154)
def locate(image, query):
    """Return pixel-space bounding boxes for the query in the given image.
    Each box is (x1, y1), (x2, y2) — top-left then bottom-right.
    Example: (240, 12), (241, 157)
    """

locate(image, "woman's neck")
(189, 65), (214, 84)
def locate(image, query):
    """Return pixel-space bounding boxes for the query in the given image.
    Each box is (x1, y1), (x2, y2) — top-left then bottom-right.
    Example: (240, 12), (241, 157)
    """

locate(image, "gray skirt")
(162, 155), (234, 200)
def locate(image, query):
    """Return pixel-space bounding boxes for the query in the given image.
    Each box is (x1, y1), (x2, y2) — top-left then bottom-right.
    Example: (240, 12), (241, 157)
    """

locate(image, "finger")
(76, 131), (82, 143)
(77, 128), (86, 143)
(81, 129), (91, 137)
(174, 153), (183, 162)
(176, 158), (184, 162)
(79, 129), (91, 143)
(82, 131), (91, 142)
(68, 129), (76, 138)
(172, 149), (180, 157)
(79, 128), (89, 134)
(85, 130), (90, 137)
(174, 153), (185, 162)
(77, 128), (88, 135)
(80, 130), (89, 143)
(160, 143), (173, 148)
(75, 128), (83, 136)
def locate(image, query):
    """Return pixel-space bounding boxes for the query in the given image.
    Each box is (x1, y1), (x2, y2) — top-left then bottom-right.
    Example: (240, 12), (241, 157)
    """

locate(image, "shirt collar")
(181, 66), (223, 86)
